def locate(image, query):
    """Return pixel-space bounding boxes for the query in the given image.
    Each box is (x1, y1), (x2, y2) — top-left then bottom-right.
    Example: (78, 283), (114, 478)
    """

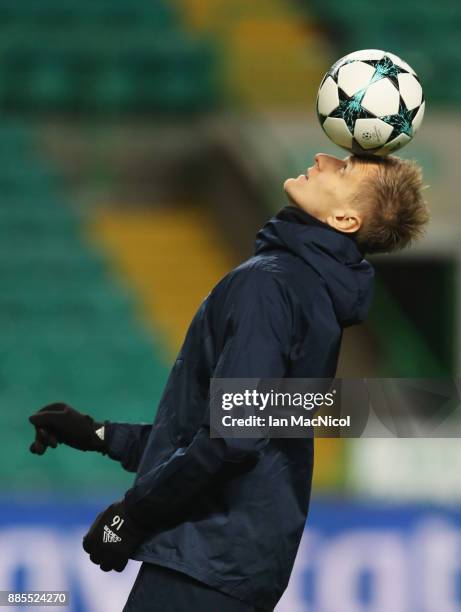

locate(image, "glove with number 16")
(82, 500), (149, 572)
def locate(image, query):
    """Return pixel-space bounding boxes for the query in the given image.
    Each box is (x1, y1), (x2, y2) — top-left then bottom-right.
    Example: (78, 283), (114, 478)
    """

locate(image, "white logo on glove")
(103, 525), (122, 543)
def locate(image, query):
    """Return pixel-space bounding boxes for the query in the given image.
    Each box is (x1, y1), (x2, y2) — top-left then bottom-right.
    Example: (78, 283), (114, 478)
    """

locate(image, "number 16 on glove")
(82, 500), (148, 572)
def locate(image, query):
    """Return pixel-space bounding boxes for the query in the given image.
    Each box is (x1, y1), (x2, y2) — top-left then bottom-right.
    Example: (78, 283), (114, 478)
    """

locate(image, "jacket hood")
(254, 205), (374, 327)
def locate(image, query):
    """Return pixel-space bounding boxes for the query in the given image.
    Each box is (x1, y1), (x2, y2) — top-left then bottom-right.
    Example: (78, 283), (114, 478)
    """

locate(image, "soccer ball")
(316, 49), (425, 156)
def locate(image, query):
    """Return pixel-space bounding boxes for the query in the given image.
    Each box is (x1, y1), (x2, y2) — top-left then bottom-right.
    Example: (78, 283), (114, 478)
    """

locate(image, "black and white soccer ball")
(316, 49), (425, 156)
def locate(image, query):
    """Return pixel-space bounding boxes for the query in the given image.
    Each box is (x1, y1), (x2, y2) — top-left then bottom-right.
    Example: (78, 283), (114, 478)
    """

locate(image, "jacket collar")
(274, 204), (365, 257)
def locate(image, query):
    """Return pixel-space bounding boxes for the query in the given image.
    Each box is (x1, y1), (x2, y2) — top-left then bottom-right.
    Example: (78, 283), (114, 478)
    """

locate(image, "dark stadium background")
(0, 1), (460, 610)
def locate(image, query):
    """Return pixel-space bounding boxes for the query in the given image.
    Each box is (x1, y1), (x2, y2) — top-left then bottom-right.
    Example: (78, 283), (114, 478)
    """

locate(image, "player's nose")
(314, 153), (333, 170)
(315, 153), (342, 170)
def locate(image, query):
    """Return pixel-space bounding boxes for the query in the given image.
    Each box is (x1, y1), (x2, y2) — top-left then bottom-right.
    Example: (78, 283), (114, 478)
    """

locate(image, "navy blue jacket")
(105, 205), (374, 611)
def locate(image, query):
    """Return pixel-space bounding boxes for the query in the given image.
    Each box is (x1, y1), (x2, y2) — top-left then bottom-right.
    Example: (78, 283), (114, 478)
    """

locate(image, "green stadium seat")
(0, 0), (217, 114)
(87, 64), (137, 113)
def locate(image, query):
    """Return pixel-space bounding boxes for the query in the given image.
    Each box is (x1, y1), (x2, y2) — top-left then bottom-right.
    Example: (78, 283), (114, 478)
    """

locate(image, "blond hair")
(353, 155), (430, 255)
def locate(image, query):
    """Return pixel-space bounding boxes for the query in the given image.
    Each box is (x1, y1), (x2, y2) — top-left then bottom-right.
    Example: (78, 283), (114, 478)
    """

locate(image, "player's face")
(283, 153), (379, 226)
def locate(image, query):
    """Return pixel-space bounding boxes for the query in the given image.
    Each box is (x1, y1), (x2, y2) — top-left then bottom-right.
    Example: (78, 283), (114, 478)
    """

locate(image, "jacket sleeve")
(123, 269), (294, 529)
(104, 422), (153, 473)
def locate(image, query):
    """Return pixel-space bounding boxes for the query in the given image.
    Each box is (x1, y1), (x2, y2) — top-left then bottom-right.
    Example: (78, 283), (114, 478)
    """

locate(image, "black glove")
(29, 403), (107, 455)
(82, 500), (148, 572)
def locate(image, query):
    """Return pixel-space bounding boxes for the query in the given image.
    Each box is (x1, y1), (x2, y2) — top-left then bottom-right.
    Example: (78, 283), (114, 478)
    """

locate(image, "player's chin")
(283, 178), (303, 201)
(283, 177), (296, 191)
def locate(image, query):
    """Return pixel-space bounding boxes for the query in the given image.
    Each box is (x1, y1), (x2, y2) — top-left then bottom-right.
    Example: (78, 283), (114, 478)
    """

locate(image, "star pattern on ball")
(381, 98), (420, 140)
(362, 55), (410, 90)
(328, 86), (375, 133)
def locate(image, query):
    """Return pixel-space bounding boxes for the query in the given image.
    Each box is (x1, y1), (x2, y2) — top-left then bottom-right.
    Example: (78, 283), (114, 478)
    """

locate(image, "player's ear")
(326, 210), (362, 233)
